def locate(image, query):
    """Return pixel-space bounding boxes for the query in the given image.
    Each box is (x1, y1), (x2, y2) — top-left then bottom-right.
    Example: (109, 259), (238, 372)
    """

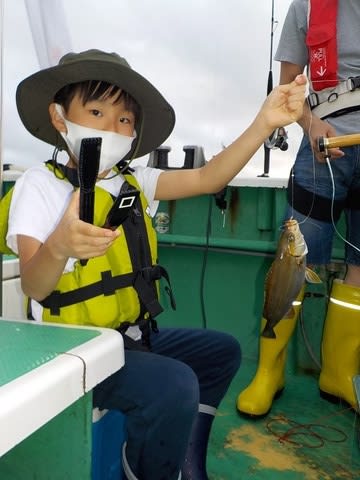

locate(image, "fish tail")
(261, 325), (277, 339)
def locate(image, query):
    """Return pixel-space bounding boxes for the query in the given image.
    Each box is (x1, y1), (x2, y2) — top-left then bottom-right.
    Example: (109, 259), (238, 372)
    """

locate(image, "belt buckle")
(348, 76), (360, 92)
(327, 92), (338, 103)
(141, 266), (161, 282)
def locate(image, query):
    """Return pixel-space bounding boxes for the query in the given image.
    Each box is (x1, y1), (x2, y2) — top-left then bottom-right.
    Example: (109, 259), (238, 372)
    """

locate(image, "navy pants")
(93, 327), (241, 480)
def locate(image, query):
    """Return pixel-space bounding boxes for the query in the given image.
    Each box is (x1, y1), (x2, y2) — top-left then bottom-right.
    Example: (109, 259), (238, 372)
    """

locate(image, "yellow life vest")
(39, 163), (173, 330)
(0, 187), (17, 255)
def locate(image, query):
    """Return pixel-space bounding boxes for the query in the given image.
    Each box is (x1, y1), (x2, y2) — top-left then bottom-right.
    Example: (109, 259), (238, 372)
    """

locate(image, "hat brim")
(16, 59), (175, 159)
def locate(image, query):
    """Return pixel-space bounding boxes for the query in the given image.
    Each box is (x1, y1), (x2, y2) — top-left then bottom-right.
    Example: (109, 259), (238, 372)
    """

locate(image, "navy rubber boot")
(181, 412), (214, 480)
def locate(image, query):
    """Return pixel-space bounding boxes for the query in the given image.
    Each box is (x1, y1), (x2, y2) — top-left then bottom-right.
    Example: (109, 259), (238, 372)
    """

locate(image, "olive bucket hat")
(16, 49), (176, 159)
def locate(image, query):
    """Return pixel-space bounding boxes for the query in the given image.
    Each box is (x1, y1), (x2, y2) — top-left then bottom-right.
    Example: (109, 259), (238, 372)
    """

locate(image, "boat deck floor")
(208, 359), (360, 480)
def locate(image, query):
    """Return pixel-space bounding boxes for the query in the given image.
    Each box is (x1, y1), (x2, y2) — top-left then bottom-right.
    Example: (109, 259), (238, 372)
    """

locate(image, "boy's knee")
(215, 332), (242, 372)
(161, 360), (200, 413)
(227, 334), (242, 367)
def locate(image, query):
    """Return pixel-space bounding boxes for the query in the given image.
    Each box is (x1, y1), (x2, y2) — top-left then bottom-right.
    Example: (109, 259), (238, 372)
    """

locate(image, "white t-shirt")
(7, 162), (162, 322)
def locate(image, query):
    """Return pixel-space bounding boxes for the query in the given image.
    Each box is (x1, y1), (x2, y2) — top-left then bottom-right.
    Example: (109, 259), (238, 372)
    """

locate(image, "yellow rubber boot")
(319, 279), (360, 410)
(237, 289), (304, 416)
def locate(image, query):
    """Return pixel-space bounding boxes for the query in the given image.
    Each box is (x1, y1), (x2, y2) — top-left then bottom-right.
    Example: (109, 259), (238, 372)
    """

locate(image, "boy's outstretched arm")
(155, 74), (307, 200)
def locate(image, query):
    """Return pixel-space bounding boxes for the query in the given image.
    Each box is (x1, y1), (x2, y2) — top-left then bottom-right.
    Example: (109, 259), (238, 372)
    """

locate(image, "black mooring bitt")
(147, 145), (206, 170)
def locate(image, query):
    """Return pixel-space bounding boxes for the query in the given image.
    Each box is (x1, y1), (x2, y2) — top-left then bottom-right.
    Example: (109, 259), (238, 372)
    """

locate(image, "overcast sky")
(1, 0), (301, 178)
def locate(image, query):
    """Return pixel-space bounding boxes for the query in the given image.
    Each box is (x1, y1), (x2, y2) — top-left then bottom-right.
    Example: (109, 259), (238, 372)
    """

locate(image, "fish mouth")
(282, 219), (307, 257)
(284, 218), (298, 229)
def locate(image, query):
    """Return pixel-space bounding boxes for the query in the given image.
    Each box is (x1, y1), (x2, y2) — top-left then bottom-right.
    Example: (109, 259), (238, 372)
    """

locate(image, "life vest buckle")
(309, 92), (319, 108)
(141, 266), (162, 282)
(48, 291), (61, 316)
(101, 270), (116, 296)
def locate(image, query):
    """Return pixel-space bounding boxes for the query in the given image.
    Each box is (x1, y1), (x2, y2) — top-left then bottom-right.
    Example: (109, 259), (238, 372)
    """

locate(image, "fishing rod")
(259, 0), (288, 177)
(318, 132), (360, 151)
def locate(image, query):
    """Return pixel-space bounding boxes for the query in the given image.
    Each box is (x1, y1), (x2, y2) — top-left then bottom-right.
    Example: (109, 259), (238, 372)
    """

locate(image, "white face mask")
(55, 104), (136, 174)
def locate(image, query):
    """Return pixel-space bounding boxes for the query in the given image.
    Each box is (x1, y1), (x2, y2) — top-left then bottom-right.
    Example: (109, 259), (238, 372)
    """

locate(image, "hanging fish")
(262, 218), (321, 339)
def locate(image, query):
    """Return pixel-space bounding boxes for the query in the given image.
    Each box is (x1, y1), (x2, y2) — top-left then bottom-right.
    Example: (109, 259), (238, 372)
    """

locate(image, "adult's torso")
(275, 0), (360, 134)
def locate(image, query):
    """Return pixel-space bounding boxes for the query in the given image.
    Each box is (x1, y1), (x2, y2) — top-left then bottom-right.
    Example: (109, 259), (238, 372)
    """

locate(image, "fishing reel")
(265, 127), (289, 151)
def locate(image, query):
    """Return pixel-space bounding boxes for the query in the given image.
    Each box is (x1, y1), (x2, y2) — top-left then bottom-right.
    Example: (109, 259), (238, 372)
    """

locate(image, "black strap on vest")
(40, 170), (176, 348)
(45, 159), (134, 188)
(40, 265), (174, 316)
(319, 104), (360, 120)
(116, 317), (159, 352)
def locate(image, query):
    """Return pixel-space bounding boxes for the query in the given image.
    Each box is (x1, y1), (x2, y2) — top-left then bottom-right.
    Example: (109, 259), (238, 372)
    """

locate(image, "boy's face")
(63, 91), (136, 137)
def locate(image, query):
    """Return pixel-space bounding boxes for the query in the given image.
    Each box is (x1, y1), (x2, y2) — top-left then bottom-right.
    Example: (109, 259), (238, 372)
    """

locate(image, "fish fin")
(283, 307), (295, 319)
(305, 267), (322, 284)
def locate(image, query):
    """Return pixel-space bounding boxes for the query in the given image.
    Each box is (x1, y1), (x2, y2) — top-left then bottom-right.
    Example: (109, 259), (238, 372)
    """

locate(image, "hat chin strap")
(127, 118), (144, 162)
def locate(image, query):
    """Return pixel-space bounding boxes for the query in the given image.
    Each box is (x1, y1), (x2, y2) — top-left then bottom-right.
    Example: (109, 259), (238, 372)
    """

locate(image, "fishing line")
(325, 154), (360, 254)
(289, 98), (317, 228)
(289, 101), (331, 371)
(279, 99), (317, 232)
(291, 104), (360, 374)
(298, 307), (322, 370)
(266, 408), (351, 449)
(290, 96), (360, 253)
(267, 410), (359, 474)
(298, 87), (360, 255)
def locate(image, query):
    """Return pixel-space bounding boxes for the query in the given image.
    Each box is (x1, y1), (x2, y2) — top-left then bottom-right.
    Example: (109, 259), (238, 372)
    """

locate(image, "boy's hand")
(258, 74), (307, 132)
(49, 190), (120, 261)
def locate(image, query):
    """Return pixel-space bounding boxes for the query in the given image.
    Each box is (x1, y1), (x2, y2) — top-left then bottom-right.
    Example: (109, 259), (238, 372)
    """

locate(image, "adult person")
(237, 0), (360, 417)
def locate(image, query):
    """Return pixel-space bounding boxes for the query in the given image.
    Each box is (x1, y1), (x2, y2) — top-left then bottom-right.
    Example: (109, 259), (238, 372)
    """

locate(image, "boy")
(8, 50), (306, 479)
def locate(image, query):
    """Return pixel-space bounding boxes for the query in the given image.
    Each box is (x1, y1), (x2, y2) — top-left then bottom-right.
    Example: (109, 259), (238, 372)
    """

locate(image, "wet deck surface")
(208, 359), (360, 480)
